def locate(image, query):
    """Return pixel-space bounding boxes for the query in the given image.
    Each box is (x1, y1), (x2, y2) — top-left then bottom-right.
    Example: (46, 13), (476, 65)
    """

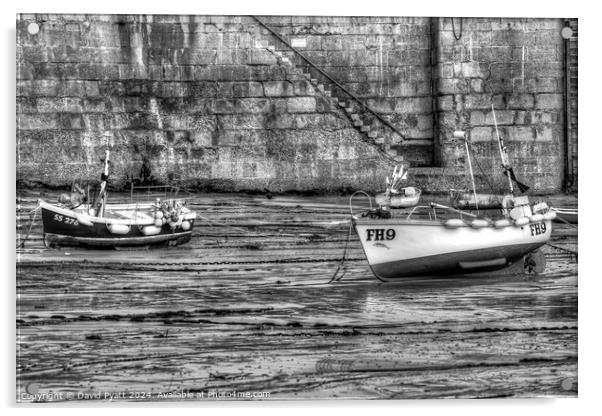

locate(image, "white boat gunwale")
(39, 200), (197, 226)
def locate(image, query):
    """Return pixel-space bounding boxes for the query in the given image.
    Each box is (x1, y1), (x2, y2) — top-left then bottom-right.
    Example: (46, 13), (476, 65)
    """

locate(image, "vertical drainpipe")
(430, 17), (441, 167)
(562, 19), (571, 191)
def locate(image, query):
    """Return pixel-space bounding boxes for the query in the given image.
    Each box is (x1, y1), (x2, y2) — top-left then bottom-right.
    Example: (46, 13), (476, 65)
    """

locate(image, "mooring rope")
(328, 220), (354, 283)
(546, 242), (578, 257)
(17, 205), (41, 249)
(195, 213), (249, 233)
(552, 213), (578, 229)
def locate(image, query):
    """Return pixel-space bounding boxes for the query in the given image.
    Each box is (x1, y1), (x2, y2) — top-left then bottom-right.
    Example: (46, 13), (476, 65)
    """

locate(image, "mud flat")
(16, 191), (578, 401)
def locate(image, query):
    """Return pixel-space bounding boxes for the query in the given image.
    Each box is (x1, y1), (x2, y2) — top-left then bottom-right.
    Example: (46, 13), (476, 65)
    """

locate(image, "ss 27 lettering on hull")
(366, 229), (396, 241)
(529, 222), (547, 236)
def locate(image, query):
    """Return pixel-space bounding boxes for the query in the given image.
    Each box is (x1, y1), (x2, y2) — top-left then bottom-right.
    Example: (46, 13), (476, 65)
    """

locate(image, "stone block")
(263, 81), (295, 97)
(507, 94), (535, 109)
(535, 93), (563, 110)
(287, 97), (316, 113)
(36, 97), (83, 113)
(470, 127), (494, 142)
(438, 78), (468, 94)
(393, 97), (431, 114)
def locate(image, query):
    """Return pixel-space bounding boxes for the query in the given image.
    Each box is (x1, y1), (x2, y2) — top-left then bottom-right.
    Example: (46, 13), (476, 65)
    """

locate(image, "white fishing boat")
(353, 199), (555, 280)
(351, 106), (555, 280)
(375, 187), (421, 208)
(374, 165), (421, 209)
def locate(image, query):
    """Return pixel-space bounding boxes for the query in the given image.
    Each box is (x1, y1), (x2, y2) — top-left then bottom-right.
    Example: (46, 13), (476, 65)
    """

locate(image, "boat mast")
(492, 104), (514, 195)
(95, 133), (111, 217)
(454, 130), (479, 212)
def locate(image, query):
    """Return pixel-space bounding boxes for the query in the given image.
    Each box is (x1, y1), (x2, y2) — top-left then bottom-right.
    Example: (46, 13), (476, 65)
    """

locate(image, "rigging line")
(451, 17), (463, 41)
(467, 141), (498, 195)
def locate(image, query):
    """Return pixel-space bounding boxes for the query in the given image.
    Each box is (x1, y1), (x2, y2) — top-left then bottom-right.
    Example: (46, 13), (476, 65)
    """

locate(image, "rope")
(196, 213), (249, 233)
(546, 242), (578, 257)
(328, 220), (354, 283)
(552, 213), (578, 229)
(468, 141), (498, 195)
(17, 206), (40, 249)
(451, 17), (463, 41)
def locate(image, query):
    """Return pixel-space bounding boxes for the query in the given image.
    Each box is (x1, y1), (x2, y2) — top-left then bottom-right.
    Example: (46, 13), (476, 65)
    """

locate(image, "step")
(354, 120), (364, 127)
(374, 137), (385, 144)
(368, 131), (378, 139)
(360, 125), (371, 133)
(350, 114), (360, 121)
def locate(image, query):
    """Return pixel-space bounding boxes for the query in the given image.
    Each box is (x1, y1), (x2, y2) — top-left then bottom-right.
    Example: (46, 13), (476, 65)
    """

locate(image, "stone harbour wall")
(16, 14), (571, 193)
(434, 17), (566, 193)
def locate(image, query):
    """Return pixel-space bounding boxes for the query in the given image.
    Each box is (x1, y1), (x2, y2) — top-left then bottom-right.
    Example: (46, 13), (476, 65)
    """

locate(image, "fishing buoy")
(444, 218), (465, 228)
(543, 211), (557, 221)
(154, 219), (163, 227)
(107, 223), (130, 235)
(471, 219), (489, 228)
(155, 211), (164, 220)
(169, 221), (177, 230)
(141, 225), (162, 236)
(494, 219), (512, 228)
(181, 220), (191, 231)
(76, 215), (94, 227)
(529, 213), (544, 223)
(514, 217), (529, 227)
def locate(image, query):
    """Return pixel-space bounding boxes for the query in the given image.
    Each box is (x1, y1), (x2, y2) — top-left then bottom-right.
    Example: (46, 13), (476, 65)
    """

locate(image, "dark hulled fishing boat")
(39, 147), (196, 248)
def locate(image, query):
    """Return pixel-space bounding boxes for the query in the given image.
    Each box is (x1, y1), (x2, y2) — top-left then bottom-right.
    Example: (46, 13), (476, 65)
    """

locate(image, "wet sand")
(16, 190), (578, 401)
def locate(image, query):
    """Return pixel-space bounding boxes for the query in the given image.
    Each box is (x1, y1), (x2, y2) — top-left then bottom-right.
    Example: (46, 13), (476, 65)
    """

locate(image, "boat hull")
(40, 202), (195, 248)
(354, 219), (551, 280)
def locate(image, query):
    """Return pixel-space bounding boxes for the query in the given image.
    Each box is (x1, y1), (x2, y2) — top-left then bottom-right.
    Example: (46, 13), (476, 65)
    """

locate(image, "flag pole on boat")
(454, 130), (479, 213)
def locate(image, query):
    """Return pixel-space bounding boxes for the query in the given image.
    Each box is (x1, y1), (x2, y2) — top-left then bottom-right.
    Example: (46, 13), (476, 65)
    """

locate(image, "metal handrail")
(251, 15), (407, 144)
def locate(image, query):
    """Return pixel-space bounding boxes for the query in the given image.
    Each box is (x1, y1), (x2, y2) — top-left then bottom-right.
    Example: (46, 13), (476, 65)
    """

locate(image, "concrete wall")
(16, 14), (570, 193)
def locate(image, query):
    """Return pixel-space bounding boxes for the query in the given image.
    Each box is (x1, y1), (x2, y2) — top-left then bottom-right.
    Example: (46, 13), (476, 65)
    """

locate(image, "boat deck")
(16, 190), (578, 401)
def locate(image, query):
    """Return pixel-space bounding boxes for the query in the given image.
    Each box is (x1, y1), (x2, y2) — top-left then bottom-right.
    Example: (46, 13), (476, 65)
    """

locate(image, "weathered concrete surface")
(16, 190), (577, 401)
(16, 15), (573, 193)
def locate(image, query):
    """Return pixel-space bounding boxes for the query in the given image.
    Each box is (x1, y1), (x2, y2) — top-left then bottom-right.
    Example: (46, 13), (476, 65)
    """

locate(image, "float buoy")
(181, 220), (191, 231)
(471, 219), (489, 228)
(494, 219), (512, 228)
(514, 217), (529, 227)
(444, 218), (465, 228)
(543, 211), (557, 221)
(107, 223), (130, 235)
(155, 211), (164, 220)
(154, 219), (163, 227)
(142, 225), (162, 236)
(529, 213), (544, 223)
(76, 215), (94, 227)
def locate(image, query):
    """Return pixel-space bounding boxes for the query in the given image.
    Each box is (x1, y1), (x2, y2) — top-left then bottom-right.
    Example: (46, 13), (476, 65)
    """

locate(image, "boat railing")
(406, 203), (480, 222)
(129, 184), (186, 205)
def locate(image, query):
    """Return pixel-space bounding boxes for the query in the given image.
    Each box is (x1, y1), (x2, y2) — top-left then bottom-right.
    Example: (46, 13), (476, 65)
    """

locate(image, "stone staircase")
(253, 33), (405, 164)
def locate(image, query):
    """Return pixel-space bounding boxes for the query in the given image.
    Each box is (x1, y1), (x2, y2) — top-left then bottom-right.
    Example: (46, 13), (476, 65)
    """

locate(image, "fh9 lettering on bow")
(366, 228), (396, 241)
(529, 222), (547, 236)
